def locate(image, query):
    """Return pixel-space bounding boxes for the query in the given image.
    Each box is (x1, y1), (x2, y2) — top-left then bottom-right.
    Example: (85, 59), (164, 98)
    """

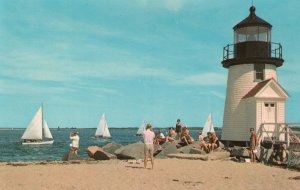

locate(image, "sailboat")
(95, 113), (111, 138)
(21, 105), (54, 145)
(202, 113), (215, 138)
(135, 121), (146, 136)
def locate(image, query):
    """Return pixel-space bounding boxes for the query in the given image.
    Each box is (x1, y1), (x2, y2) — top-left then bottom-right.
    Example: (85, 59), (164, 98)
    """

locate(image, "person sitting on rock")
(198, 131), (204, 143)
(154, 130), (165, 145)
(200, 132), (212, 153)
(165, 127), (176, 142)
(209, 132), (219, 152)
(180, 126), (194, 145)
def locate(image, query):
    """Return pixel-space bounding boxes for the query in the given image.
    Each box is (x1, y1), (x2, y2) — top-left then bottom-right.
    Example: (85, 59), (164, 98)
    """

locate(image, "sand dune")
(0, 159), (299, 190)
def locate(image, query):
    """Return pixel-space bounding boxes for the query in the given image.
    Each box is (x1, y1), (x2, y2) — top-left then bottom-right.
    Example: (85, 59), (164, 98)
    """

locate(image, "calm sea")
(0, 128), (221, 162)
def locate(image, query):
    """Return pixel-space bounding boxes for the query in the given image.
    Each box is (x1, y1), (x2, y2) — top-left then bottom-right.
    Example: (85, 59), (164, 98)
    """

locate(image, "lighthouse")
(221, 6), (289, 145)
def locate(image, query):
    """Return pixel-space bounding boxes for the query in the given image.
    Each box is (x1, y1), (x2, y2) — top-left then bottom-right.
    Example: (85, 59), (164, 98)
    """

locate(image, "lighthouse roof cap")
(233, 6), (272, 30)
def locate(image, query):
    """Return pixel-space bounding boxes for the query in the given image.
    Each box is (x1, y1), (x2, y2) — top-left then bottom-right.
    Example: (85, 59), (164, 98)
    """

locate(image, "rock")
(189, 148), (207, 155)
(87, 146), (102, 158)
(218, 141), (225, 149)
(177, 141), (201, 154)
(102, 143), (122, 154)
(230, 146), (250, 157)
(94, 150), (117, 160)
(62, 151), (83, 161)
(208, 151), (230, 161)
(167, 153), (209, 161)
(87, 146), (117, 160)
(288, 150), (300, 170)
(256, 146), (273, 164)
(114, 142), (145, 159)
(155, 142), (179, 159)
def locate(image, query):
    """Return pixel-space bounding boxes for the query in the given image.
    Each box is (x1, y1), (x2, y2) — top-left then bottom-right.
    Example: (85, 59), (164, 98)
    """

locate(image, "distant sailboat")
(202, 113), (215, 138)
(95, 113), (111, 138)
(21, 105), (54, 145)
(136, 121), (146, 136)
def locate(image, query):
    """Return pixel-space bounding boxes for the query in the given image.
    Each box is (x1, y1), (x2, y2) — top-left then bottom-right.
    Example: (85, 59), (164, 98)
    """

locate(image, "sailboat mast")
(41, 103), (44, 139)
(210, 113), (212, 131)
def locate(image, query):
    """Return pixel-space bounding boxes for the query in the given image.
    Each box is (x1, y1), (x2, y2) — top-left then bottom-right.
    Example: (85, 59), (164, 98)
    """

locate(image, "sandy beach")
(0, 159), (299, 190)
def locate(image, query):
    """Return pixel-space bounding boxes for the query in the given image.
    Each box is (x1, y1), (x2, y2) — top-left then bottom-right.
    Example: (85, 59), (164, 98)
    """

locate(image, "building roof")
(242, 78), (289, 99)
(233, 6), (272, 30)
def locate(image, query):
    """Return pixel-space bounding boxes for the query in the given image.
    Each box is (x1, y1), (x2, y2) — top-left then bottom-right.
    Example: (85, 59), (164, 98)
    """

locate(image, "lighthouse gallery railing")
(223, 42), (282, 61)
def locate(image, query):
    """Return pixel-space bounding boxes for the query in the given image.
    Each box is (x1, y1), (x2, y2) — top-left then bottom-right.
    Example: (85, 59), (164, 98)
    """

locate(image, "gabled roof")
(242, 78), (289, 99)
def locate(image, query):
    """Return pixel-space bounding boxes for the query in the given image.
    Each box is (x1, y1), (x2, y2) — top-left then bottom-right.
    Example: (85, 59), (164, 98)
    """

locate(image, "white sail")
(202, 113), (215, 138)
(43, 120), (53, 139)
(95, 113), (106, 136)
(136, 121), (146, 135)
(21, 106), (43, 140)
(102, 122), (111, 138)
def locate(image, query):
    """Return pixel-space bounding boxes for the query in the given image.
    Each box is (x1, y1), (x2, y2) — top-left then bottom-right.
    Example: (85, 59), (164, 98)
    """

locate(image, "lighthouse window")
(254, 64), (265, 81)
(235, 26), (271, 43)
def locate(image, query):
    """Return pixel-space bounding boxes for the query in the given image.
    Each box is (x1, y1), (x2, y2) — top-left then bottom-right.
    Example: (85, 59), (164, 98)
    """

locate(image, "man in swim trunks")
(249, 128), (258, 163)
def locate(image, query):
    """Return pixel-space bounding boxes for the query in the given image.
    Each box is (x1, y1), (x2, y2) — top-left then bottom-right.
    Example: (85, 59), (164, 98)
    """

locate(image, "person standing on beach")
(70, 132), (80, 154)
(143, 124), (155, 169)
(249, 128), (258, 163)
(175, 119), (182, 140)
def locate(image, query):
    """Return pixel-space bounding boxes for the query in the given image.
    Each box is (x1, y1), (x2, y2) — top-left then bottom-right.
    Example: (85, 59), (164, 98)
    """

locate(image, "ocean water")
(0, 128), (220, 162)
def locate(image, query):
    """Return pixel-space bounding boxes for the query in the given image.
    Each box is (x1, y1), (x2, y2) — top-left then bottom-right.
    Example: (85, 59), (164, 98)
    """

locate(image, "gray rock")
(167, 153), (209, 161)
(94, 150), (117, 160)
(288, 150), (300, 170)
(102, 143), (122, 154)
(189, 148), (207, 155)
(208, 151), (230, 161)
(87, 146), (117, 160)
(218, 141), (225, 149)
(256, 146), (273, 164)
(230, 146), (250, 157)
(114, 141), (145, 159)
(62, 151), (83, 161)
(155, 142), (179, 159)
(177, 141), (201, 154)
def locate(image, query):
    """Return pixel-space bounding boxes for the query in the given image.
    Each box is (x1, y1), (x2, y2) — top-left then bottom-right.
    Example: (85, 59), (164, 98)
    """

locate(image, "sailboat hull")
(22, 140), (54, 145)
(95, 135), (111, 139)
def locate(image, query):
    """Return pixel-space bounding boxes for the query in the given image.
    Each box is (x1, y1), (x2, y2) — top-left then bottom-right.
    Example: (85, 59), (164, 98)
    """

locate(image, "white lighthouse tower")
(221, 6), (289, 145)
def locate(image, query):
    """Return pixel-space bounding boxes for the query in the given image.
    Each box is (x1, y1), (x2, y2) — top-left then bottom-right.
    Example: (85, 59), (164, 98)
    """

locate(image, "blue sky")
(0, 0), (299, 128)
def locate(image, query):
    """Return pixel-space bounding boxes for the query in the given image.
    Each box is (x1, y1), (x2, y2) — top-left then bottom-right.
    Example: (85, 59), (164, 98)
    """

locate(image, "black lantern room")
(222, 6), (284, 68)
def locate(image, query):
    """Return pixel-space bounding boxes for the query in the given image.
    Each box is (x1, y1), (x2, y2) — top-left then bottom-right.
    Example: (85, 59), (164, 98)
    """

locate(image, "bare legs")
(250, 149), (256, 163)
(144, 149), (154, 169)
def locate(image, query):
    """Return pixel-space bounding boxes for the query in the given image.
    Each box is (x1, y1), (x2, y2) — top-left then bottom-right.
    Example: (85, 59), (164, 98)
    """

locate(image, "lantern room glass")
(234, 26), (271, 43)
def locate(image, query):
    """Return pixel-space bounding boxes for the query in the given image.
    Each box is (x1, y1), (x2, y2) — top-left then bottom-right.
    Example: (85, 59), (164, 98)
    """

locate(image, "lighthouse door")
(262, 102), (277, 140)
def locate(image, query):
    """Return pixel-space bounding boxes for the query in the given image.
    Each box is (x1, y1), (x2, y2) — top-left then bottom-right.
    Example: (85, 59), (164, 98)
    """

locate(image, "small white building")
(221, 6), (289, 145)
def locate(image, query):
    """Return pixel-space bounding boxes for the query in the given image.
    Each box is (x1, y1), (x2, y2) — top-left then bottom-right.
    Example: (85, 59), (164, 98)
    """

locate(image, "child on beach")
(143, 124), (155, 169)
(70, 132), (80, 154)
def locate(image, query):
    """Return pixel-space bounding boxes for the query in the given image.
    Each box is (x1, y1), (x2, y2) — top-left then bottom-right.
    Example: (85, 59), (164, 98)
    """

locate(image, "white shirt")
(159, 132), (165, 138)
(143, 130), (155, 144)
(70, 135), (79, 148)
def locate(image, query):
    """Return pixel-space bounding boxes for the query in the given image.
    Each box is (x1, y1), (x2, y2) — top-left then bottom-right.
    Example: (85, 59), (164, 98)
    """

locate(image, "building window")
(254, 64), (265, 81)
